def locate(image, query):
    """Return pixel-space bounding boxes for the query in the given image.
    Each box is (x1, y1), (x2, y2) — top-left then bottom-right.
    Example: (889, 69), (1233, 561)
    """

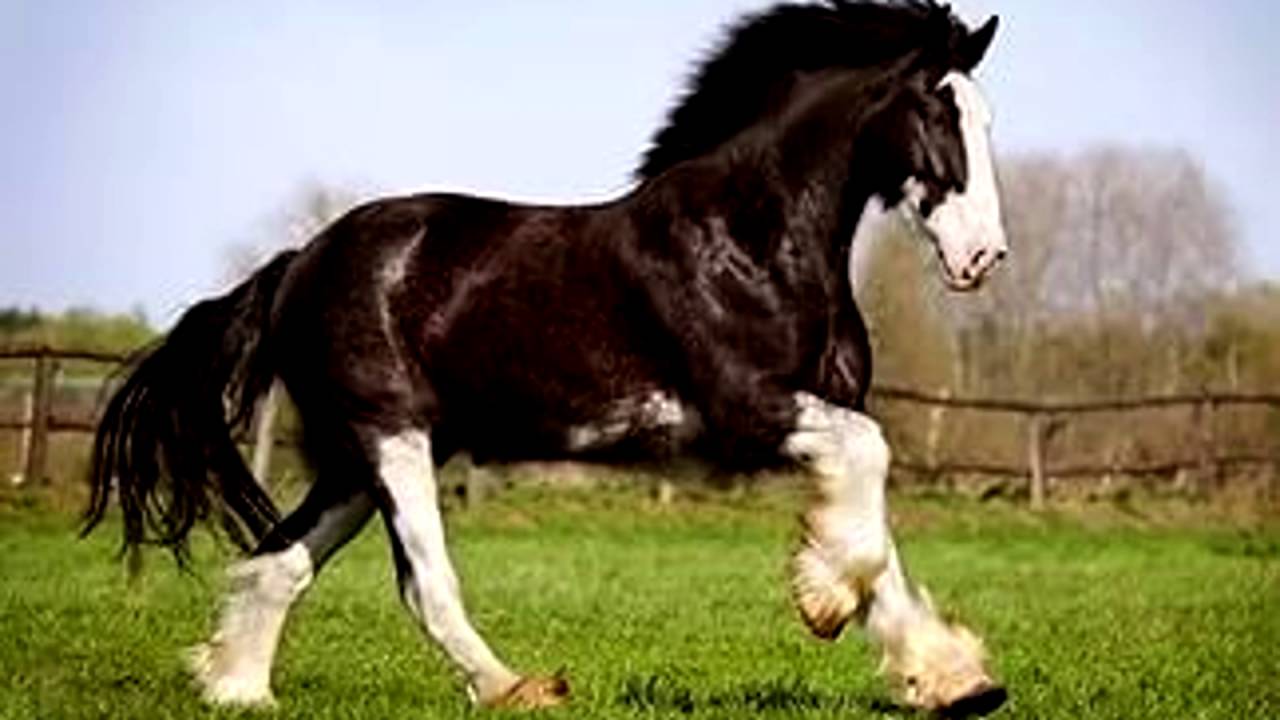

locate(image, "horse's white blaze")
(377, 431), (519, 704)
(190, 543), (314, 706)
(784, 394), (890, 591)
(915, 71), (1006, 290)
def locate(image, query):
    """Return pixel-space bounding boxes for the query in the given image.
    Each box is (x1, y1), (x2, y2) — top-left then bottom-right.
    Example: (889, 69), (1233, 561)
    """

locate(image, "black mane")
(637, 0), (969, 180)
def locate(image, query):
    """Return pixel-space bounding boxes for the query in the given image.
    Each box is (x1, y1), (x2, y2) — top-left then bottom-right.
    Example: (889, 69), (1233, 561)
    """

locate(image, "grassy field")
(2, 486), (1277, 719)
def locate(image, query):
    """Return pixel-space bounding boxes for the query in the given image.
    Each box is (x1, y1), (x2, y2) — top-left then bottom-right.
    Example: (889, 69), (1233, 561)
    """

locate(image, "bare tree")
(223, 182), (360, 282)
(221, 182), (360, 485)
(972, 148), (1235, 393)
(1059, 147), (1236, 318)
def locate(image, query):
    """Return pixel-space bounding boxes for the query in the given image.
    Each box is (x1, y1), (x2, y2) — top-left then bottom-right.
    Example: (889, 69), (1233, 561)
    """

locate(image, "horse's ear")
(958, 15), (998, 71)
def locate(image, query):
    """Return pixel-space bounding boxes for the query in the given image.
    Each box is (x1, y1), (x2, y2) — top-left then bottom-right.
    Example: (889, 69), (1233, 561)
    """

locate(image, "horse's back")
(399, 197), (693, 461)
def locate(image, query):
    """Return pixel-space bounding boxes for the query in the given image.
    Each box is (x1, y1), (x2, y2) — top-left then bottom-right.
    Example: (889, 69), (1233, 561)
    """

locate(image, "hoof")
(187, 642), (276, 708)
(883, 619), (1001, 715)
(940, 682), (1007, 718)
(789, 547), (862, 640)
(483, 675), (571, 710)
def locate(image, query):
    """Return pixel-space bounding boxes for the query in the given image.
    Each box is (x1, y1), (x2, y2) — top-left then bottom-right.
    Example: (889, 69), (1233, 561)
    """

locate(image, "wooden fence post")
(925, 387), (948, 476)
(251, 382), (280, 489)
(11, 389), (32, 485)
(1027, 412), (1047, 510)
(1198, 396), (1218, 495)
(24, 354), (57, 486)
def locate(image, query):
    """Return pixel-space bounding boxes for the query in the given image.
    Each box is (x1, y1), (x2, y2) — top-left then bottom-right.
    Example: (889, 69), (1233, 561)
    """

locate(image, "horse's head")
(869, 15), (1005, 291)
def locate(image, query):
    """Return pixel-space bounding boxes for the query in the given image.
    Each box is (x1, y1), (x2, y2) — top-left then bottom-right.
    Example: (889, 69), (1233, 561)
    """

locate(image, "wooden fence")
(0, 347), (129, 487)
(3, 345), (1279, 507)
(0, 346), (282, 489)
(870, 386), (1280, 508)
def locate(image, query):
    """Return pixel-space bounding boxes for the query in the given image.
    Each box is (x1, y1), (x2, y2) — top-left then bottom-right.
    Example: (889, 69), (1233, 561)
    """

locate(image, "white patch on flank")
(377, 431), (519, 704)
(376, 235), (421, 381)
(566, 392), (696, 452)
(189, 543), (314, 706)
(645, 392), (686, 427)
(381, 237), (417, 290)
(907, 71), (1006, 290)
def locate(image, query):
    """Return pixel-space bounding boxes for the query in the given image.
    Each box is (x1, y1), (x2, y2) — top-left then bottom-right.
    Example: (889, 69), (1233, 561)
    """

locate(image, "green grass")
(2, 487), (1277, 719)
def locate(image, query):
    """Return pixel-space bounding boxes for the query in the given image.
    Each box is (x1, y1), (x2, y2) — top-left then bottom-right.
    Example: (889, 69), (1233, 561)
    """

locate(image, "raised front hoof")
(789, 549), (861, 641)
(938, 682), (1007, 718)
(482, 675), (571, 710)
(187, 642), (277, 708)
(794, 591), (855, 640)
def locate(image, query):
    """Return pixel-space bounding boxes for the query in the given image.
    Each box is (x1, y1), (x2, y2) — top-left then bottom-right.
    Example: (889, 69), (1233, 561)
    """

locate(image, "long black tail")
(84, 250), (299, 563)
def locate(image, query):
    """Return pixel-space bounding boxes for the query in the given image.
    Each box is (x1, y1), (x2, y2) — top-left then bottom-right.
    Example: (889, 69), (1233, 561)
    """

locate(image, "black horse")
(87, 1), (1007, 714)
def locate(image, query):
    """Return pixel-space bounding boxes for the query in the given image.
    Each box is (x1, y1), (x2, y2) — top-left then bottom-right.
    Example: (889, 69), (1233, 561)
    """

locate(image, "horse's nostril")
(969, 248), (988, 269)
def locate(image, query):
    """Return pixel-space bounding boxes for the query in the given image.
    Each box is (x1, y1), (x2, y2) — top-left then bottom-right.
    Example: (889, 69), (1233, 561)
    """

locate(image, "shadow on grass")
(1206, 530), (1280, 559)
(617, 673), (906, 716)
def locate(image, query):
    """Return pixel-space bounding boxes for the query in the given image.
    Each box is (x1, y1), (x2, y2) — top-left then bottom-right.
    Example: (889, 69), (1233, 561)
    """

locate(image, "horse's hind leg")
(782, 393), (1002, 715)
(190, 481), (375, 706)
(372, 428), (568, 709)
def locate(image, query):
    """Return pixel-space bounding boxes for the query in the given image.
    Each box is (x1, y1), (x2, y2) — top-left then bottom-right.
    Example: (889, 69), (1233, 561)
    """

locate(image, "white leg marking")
(783, 395), (994, 709)
(189, 543), (313, 707)
(783, 393), (891, 637)
(865, 541), (995, 711)
(378, 431), (520, 704)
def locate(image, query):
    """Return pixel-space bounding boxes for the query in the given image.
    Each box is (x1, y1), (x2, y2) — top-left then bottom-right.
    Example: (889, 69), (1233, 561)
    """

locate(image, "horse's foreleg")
(374, 430), (568, 709)
(191, 484), (376, 707)
(782, 393), (1002, 715)
(783, 393), (891, 638)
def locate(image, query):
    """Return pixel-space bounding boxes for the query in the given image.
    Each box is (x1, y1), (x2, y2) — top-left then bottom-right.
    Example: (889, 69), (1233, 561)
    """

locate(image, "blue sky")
(1, 1), (1276, 326)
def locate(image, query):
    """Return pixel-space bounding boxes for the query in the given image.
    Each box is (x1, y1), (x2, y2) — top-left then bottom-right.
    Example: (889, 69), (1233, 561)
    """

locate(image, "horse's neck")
(719, 83), (882, 281)
(638, 74), (888, 280)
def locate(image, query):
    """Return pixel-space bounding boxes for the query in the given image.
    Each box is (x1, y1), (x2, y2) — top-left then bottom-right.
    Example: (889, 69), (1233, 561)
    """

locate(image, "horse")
(85, 1), (1007, 714)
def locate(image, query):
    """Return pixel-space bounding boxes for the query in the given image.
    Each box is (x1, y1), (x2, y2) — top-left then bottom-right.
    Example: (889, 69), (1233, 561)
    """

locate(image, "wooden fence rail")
(3, 345), (1279, 505)
(869, 386), (1280, 508)
(872, 385), (1280, 413)
(0, 346), (138, 364)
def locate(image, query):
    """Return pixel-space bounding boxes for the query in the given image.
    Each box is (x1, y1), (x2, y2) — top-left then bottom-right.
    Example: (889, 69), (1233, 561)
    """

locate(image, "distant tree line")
(0, 308), (42, 335)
